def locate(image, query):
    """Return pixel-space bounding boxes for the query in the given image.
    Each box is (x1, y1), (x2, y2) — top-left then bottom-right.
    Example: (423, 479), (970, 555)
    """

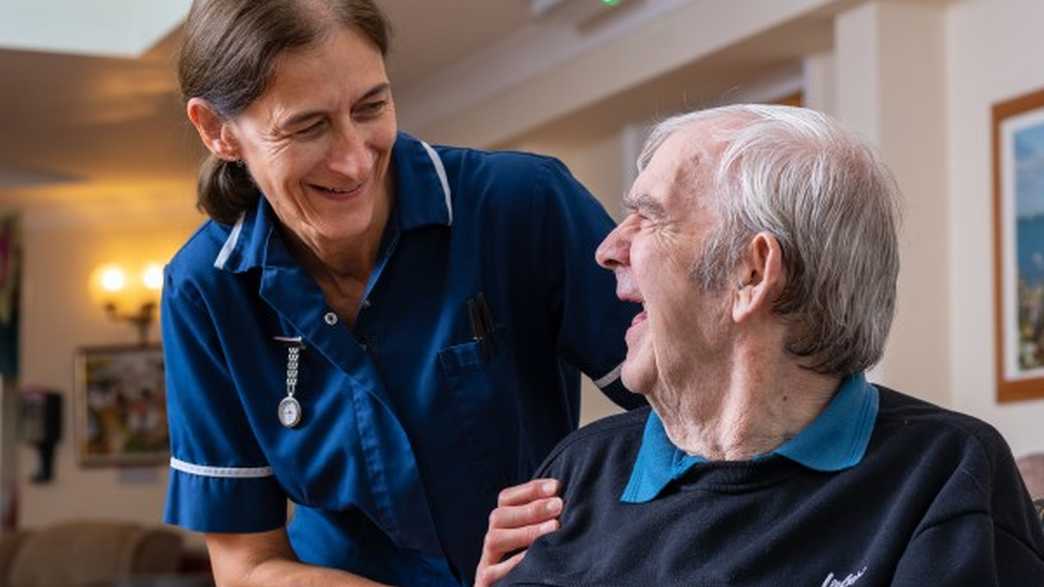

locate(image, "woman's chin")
(313, 217), (373, 242)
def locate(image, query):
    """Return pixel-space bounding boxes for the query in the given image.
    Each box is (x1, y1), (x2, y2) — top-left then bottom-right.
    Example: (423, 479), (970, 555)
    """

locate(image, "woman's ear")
(186, 98), (241, 161)
(732, 232), (785, 323)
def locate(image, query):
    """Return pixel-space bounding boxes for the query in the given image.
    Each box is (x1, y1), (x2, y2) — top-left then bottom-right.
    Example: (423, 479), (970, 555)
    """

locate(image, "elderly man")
(477, 105), (1044, 586)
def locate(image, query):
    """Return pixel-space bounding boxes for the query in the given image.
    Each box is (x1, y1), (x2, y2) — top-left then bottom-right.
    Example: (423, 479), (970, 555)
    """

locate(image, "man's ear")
(732, 232), (784, 323)
(186, 98), (241, 161)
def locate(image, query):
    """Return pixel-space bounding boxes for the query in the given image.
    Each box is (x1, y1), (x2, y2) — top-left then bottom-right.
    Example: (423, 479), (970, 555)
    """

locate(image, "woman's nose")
(328, 125), (372, 177)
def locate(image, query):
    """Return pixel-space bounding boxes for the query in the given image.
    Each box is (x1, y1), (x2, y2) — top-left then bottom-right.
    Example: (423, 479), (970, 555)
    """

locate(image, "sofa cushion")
(8, 521), (182, 587)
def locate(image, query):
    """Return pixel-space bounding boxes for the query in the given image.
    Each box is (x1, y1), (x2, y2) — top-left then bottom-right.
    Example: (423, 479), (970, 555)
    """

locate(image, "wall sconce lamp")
(90, 262), (164, 345)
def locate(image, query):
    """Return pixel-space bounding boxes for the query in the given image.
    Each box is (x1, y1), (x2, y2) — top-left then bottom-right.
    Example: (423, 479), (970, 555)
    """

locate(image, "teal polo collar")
(212, 131), (452, 274)
(621, 373), (879, 503)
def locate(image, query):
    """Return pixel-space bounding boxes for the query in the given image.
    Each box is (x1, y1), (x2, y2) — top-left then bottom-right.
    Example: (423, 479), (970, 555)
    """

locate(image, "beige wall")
(16, 199), (201, 530)
(947, 0), (1044, 456)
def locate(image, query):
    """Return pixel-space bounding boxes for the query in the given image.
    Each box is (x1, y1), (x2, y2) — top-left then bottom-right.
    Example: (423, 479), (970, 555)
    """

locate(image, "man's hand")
(474, 479), (563, 587)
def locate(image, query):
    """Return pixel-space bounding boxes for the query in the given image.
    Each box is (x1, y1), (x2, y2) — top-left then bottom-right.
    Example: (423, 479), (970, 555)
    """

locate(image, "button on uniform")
(324, 312), (338, 326)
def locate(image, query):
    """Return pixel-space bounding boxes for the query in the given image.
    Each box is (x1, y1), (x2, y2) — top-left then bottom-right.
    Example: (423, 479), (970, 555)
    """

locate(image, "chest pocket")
(436, 325), (521, 490)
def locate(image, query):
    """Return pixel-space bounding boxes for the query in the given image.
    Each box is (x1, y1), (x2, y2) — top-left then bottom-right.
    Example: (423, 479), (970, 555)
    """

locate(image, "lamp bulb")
(142, 264), (164, 291)
(99, 266), (127, 293)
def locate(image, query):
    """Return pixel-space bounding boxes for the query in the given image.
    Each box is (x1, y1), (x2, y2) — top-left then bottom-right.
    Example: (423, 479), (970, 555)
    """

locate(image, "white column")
(802, 51), (837, 117)
(834, 1), (950, 405)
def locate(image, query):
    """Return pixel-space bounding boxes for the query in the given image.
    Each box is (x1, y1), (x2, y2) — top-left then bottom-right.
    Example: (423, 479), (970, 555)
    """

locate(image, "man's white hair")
(638, 104), (901, 376)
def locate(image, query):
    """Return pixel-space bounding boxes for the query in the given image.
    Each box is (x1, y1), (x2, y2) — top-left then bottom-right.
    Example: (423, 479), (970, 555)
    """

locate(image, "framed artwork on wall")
(993, 87), (1044, 403)
(74, 344), (168, 466)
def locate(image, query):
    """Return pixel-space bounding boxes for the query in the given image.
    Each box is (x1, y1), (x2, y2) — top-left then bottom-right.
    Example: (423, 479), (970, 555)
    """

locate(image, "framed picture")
(993, 87), (1044, 403)
(74, 344), (168, 466)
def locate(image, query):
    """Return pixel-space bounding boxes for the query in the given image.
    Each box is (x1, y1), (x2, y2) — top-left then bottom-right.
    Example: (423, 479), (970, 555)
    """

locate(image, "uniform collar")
(621, 373), (879, 503)
(212, 131), (452, 274)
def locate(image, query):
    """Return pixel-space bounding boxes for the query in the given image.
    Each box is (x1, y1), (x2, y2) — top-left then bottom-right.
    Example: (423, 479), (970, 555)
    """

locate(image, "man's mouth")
(631, 304), (647, 326)
(630, 302), (647, 325)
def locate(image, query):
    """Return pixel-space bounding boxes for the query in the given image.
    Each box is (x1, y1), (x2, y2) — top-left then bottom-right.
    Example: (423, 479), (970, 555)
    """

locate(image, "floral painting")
(75, 345), (168, 466)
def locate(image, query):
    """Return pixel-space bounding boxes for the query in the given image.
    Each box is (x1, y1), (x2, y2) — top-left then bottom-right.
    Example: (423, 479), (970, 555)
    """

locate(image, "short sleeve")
(535, 159), (644, 409)
(161, 268), (286, 533)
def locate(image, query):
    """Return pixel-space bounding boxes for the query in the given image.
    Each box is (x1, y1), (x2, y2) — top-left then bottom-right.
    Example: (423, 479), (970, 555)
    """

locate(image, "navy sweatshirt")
(502, 387), (1044, 586)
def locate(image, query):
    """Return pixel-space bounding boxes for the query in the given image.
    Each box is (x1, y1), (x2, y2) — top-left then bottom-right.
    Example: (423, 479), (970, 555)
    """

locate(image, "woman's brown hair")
(178, 0), (391, 224)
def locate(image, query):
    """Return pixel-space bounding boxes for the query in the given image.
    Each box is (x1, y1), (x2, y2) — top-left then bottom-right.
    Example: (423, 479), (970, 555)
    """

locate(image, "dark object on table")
(18, 390), (62, 484)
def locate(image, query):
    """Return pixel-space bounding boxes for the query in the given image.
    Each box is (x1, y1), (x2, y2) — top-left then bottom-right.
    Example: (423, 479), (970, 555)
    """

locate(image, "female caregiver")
(162, 1), (639, 585)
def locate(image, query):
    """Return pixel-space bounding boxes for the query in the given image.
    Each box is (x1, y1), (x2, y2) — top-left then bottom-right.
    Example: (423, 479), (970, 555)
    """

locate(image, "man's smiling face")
(596, 126), (733, 396)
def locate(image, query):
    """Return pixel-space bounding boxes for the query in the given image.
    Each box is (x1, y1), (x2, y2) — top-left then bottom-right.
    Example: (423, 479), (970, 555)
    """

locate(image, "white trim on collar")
(594, 362), (623, 389)
(213, 212), (246, 270)
(170, 457), (273, 479)
(420, 140), (453, 225)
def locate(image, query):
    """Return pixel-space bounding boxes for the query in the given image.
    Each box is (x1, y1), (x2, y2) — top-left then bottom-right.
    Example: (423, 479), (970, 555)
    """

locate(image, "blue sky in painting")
(1016, 122), (1044, 218)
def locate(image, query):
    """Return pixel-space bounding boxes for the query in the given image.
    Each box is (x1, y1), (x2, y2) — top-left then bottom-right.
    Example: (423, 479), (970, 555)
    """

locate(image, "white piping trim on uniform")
(593, 362), (623, 389)
(170, 457), (273, 479)
(420, 140), (453, 225)
(213, 213), (246, 270)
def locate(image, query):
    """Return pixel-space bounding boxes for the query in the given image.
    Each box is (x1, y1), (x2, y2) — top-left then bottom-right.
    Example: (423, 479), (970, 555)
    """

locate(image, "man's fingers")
(497, 478), (560, 507)
(489, 497), (562, 529)
(476, 550), (527, 587)
(483, 519), (560, 555)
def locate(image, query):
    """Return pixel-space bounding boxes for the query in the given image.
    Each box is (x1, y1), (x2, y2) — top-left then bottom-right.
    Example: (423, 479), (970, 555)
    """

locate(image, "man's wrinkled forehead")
(637, 125), (720, 209)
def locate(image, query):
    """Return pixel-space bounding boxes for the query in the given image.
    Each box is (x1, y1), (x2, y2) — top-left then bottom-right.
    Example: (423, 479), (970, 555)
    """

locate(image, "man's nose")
(596, 219), (632, 270)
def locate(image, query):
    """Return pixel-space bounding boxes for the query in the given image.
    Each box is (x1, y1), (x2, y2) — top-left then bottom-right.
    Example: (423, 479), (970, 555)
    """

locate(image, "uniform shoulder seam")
(433, 142), (562, 167)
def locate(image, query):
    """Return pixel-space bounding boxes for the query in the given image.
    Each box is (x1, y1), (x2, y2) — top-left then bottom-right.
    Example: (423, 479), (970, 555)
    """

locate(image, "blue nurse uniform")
(161, 132), (641, 585)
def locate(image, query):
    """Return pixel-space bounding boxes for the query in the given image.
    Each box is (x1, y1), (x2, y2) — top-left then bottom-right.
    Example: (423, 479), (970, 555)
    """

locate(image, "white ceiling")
(0, 0), (192, 57)
(0, 0), (535, 205)
(384, 1), (532, 83)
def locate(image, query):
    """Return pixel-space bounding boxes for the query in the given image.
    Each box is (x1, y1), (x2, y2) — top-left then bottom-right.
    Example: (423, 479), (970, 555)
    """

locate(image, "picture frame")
(74, 344), (168, 466)
(993, 87), (1044, 403)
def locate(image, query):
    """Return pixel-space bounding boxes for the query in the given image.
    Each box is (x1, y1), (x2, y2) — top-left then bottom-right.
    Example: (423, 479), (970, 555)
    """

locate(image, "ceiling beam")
(397, 0), (840, 148)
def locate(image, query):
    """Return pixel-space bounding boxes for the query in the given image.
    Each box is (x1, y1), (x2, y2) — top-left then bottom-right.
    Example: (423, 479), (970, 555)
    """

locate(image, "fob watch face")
(278, 396), (302, 428)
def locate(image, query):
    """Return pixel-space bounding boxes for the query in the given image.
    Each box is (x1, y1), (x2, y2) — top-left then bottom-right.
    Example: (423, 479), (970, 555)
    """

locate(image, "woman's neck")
(282, 173), (395, 324)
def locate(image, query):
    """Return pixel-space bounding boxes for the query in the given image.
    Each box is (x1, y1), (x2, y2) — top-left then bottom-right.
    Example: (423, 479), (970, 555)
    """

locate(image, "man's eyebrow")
(623, 192), (667, 217)
(275, 83), (391, 131)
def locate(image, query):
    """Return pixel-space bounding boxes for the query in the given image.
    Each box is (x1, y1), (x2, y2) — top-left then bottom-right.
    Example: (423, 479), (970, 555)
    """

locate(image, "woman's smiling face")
(228, 25), (397, 245)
